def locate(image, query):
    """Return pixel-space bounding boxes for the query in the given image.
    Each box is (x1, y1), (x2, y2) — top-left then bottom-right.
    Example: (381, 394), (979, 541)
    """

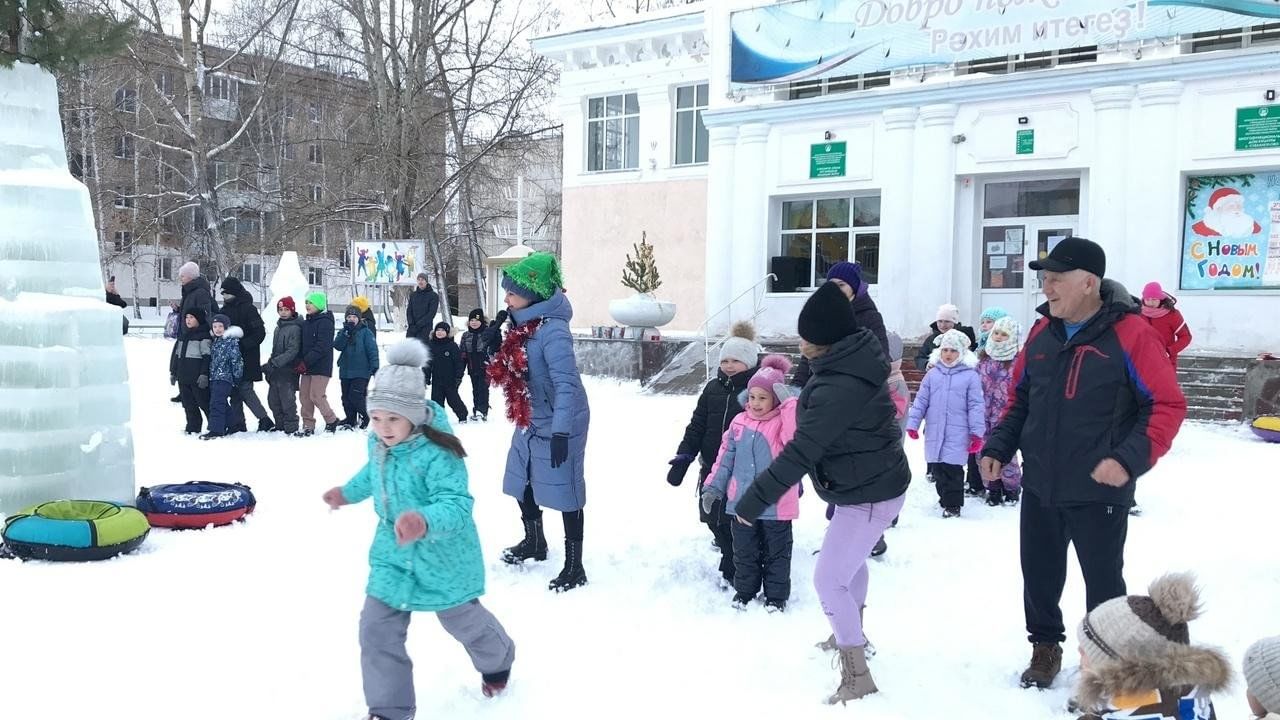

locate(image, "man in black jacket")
(980, 237), (1186, 691)
(218, 277), (274, 432)
(406, 273), (440, 343)
(177, 261), (217, 340)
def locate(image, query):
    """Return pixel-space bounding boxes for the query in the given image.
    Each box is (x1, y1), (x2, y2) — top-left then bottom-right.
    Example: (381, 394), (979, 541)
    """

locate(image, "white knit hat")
(1245, 636), (1280, 714)
(936, 303), (960, 324)
(934, 329), (970, 353)
(366, 339), (432, 427)
(719, 321), (762, 369)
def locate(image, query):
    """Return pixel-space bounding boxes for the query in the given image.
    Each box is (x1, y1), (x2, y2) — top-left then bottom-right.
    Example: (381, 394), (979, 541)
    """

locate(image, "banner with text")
(731, 0), (1280, 84)
(1181, 172), (1280, 291)
(352, 240), (425, 286)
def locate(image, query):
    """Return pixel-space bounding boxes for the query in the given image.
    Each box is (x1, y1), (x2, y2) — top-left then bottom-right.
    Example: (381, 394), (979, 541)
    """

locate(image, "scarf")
(986, 333), (1020, 361)
(1141, 305), (1171, 320)
(486, 318), (542, 428)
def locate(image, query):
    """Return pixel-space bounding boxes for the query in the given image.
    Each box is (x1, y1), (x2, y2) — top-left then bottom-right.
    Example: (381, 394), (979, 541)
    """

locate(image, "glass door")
(1025, 223), (1076, 325)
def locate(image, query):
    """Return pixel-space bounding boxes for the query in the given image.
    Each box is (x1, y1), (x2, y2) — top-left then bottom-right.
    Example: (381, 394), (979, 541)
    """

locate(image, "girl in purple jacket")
(906, 330), (986, 517)
(977, 316), (1023, 506)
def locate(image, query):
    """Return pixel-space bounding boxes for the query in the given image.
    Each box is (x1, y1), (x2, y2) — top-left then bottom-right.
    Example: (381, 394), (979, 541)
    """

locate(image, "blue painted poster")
(1180, 172), (1280, 290)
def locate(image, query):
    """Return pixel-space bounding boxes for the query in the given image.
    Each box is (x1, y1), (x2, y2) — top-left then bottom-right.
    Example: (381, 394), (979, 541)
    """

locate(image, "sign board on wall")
(1016, 129), (1035, 155)
(1236, 106), (1280, 151)
(1181, 173), (1280, 290)
(351, 240), (425, 285)
(731, 0), (1280, 85)
(810, 141), (847, 178)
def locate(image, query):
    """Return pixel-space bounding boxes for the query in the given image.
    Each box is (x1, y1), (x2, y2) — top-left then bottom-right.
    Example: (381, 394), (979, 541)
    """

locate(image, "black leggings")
(517, 484), (583, 541)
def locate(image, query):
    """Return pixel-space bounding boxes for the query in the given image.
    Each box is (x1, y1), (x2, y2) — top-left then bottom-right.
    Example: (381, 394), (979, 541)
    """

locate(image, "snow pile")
(0, 63), (133, 514)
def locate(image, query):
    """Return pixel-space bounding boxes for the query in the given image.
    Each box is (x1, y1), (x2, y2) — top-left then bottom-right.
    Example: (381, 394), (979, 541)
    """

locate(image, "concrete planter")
(608, 292), (676, 328)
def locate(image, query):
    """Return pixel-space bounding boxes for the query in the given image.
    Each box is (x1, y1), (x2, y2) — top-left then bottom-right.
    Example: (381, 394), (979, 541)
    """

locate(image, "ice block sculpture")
(0, 63), (134, 515)
(268, 251), (310, 317)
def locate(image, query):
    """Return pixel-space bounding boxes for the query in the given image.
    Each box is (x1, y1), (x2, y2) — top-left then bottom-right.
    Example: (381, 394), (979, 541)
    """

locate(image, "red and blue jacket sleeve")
(1110, 316), (1187, 479)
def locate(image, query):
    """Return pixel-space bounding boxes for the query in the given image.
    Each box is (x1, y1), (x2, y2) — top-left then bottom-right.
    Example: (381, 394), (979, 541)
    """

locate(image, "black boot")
(501, 517), (547, 564)
(548, 538), (587, 592)
(257, 417), (276, 433)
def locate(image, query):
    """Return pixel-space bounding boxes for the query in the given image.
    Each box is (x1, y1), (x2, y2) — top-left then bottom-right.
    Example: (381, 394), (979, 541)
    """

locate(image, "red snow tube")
(135, 482), (256, 529)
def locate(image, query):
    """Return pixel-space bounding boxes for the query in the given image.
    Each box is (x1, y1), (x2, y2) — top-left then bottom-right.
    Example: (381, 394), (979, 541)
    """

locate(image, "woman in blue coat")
(487, 252), (591, 592)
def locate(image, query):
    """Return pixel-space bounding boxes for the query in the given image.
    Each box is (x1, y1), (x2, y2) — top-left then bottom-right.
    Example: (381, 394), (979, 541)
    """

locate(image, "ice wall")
(0, 63), (135, 515)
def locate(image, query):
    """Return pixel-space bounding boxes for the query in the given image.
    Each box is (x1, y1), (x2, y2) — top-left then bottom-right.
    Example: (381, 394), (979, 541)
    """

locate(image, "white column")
(730, 123), (771, 326)
(638, 87), (671, 176)
(878, 107), (919, 334)
(1130, 81), (1184, 291)
(1088, 85), (1137, 279)
(907, 103), (959, 332)
(705, 125), (739, 335)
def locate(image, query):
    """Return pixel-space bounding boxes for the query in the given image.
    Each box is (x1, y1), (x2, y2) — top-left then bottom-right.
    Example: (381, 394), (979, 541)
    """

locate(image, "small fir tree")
(1, 0), (133, 72)
(621, 231), (663, 295)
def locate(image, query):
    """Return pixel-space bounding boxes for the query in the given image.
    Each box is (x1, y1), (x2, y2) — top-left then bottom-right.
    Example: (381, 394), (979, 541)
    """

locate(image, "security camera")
(951, 133), (966, 144)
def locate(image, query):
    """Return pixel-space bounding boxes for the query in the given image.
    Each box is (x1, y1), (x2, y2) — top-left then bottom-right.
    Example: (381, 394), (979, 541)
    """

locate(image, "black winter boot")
(548, 538), (587, 592)
(257, 417), (276, 433)
(501, 517), (547, 565)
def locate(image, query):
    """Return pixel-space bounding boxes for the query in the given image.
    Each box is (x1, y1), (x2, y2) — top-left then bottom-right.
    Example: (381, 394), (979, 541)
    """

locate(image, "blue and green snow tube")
(2, 500), (150, 561)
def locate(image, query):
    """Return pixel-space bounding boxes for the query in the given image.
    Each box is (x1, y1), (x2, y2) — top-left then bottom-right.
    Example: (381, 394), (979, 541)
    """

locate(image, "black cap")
(798, 282), (859, 345)
(1028, 237), (1106, 278)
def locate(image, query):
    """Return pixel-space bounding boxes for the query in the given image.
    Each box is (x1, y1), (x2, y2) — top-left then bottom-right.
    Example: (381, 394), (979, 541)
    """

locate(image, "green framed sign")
(1236, 105), (1280, 151)
(1016, 129), (1035, 155)
(810, 142), (847, 179)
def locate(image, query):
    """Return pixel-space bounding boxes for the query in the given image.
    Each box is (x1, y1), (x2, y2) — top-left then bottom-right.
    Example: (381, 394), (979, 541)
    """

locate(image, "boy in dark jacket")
(334, 304), (380, 429)
(300, 292), (339, 434)
(218, 276), (273, 432)
(668, 320), (761, 586)
(426, 322), (468, 423)
(265, 297), (304, 435)
(460, 309), (493, 422)
(203, 314), (245, 440)
(170, 309), (212, 434)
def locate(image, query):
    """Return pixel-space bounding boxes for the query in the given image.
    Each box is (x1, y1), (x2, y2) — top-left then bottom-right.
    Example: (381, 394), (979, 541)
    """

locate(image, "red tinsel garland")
(486, 318), (542, 428)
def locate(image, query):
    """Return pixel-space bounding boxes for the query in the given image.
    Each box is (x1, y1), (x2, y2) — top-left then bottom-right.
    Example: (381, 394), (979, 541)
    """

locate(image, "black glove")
(550, 433), (569, 469)
(666, 454), (695, 487)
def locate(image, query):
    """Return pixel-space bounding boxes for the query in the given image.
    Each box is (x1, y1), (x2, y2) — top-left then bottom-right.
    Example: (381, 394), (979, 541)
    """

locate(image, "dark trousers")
(178, 381), (210, 433)
(697, 467), (736, 582)
(431, 379), (468, 422)
(209, 379), (235, 434)
(468, 369), (490, 416)
(341, 377), (371, 427)
(517, 484), (583, 540)
(966, 453), (983, 493)
(267, 372), (299, 434)
(232, 380), (269, 425)
(731, 519), (794, 602)
(1020, 490), (1129, 644)
(929, 462), (965, 510)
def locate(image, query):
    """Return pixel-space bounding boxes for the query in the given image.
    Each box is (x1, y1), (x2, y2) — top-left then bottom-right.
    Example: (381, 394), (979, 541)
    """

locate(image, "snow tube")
(2, 501), (149, 561)
(136, 482), (256, 529)
(1251, 416), (1280, 443)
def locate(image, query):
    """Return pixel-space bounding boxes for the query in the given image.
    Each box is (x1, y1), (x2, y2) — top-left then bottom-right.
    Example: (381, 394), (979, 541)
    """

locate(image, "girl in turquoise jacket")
(323, 340), (515, 720)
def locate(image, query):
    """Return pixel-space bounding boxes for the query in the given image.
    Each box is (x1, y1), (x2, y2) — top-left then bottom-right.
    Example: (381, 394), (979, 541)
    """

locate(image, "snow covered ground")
(1, 337), (1276, 720)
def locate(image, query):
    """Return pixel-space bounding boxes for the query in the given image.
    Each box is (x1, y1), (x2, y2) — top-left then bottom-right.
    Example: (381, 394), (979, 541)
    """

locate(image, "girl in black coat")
(426, 322), (469, 423)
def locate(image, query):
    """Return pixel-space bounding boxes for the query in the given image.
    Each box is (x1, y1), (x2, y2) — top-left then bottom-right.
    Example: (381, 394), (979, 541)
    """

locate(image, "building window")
(787, 72), (891, 100)
(673, 83), (709, 166)
(113, 231), (133, 252)
(156, 71), (174, 97)
(311, 226), (324, 246)
(956, 46), (1098, 76)
(239, 262), (263, 285)
(982, 178), (1081, 219)
(1186, 23), (1280, 53)
(114, 187), (134, 209)
(363, 221), (381, 240)
(338, 247), (350, 269)
(284, 97), (295, 119)
(309, 143), (323, 165)
(772, 195), (881, 292)
(308, 100), (321, 123)
(283, 143), (297, 161)
(156, 257), (174, 281)
(234, 215), (260, 237)
(311, 184), (322, 203)
(205, 74), (235, 101)
(211, 161), (228, 187)
(114, 135), (134, 159)
(307, 266), (324, 286)
(586, 92), (639, 172)
(114, 86), (138, 113)
(70, 152), (96, 179)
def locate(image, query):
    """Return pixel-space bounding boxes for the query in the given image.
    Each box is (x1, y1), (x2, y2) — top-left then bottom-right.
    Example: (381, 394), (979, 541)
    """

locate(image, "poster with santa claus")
(1182, 174), (1280, 290)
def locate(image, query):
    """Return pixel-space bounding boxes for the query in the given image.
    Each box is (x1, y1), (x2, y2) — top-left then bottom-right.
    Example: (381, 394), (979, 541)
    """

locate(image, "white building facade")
(536, 2), (1280, 354)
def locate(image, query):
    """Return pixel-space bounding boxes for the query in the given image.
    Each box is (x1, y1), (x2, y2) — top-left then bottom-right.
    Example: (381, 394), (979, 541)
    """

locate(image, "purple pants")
(814, 493), (907, 648)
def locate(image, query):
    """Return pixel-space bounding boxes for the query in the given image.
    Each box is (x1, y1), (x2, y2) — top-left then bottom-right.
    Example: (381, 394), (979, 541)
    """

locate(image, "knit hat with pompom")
(719, 321), (763, 369)
(747, 355), (793, 406)
(366, 339), (432, 427)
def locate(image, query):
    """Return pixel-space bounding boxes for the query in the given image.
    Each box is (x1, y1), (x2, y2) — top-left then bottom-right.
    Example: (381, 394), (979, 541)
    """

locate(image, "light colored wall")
(561, 179), (707, 331)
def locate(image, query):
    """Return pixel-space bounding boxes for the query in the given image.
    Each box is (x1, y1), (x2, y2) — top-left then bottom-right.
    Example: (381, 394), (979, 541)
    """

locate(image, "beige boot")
(827, 645), (878, 704)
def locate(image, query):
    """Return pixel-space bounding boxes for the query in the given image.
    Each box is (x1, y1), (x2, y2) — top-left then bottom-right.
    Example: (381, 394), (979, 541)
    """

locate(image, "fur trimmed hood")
(221, 325), (244, 340)
(1076, 642), (1234, 712)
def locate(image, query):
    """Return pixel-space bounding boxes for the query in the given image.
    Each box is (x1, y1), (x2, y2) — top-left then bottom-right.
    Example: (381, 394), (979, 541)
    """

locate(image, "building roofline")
(703, 45), (1280, 128)
(532, 9), (705, 59)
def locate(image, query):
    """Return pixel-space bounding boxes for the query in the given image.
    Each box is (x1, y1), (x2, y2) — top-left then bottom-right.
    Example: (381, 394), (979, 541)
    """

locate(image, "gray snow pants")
(359, 596), (515, 720)
(234, 379), (270, 423)
(266, 372), (299, 434)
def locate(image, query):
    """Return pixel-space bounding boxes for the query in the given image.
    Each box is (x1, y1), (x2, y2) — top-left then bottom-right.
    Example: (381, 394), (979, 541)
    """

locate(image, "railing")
(701, 273), (776, 381)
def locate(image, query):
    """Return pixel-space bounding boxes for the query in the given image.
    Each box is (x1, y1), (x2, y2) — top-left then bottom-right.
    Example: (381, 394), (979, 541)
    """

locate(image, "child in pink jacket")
(700, 355), (799, 613)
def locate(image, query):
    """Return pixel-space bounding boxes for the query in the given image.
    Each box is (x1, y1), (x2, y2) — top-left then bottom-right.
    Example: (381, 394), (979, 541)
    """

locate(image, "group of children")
(170, 290), (504, 439)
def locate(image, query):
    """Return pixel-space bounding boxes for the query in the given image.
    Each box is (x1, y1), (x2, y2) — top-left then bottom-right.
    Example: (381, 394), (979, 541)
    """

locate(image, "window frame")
(239, 262), (263, 285)
(673, 83), (709, 167)
(773, 194), (883, 292)
(156, 257), (174, 281)
(114, 85), (138, 113)
(205, 74), (236, 102)
(311, 226), (324, 247)
(585, 91), (640, 173)
(307, 266), (324, 286)
(113, 230), (133, 252)
(113, 187), (134, 209)
(114, 135), (134, 160)
(308, 99), (322, 124)
(308, 143), (323, 165)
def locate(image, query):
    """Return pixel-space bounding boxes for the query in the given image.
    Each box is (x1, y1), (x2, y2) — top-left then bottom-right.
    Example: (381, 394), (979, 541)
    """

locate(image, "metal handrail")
(701, 273), (777, 381)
